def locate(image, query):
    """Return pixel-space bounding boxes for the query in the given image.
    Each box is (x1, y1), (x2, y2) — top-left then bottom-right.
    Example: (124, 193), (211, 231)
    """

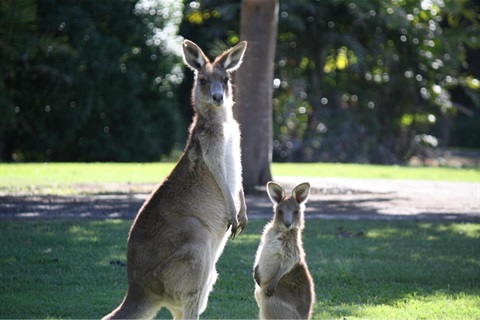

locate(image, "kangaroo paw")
(227, 217), (239, 240)
(254, 265), (262, 286)
(237, 213), (248, 235)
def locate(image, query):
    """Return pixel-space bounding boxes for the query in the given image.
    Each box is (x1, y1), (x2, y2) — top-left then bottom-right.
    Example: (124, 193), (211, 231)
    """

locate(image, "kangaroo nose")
(211, 81), (223, 105)
(284, 222), (291, 228)
(212, 93), (223, 104)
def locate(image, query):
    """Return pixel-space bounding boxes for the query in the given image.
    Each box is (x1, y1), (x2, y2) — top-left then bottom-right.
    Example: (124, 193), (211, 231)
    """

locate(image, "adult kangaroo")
(103, 40), (248, 320)
(254, 182), (315, 319)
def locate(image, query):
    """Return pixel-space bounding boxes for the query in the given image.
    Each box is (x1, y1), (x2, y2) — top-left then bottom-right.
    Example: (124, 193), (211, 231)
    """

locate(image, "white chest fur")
(222, 120), (242, 198)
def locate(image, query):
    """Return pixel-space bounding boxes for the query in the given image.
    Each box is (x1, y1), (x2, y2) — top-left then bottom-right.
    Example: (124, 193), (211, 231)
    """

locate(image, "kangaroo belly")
(278, 263), (311, 289)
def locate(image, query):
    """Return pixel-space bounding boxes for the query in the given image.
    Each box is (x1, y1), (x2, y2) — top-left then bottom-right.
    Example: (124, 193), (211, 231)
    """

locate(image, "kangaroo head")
(182, 40), (247, 111)
(267, 182), (311, 231)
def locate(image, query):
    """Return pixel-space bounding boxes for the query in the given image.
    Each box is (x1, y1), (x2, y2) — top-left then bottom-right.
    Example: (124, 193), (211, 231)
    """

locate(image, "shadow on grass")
(306, 196), (480, 222)
(2, 184), (479, 222)
(0, 194), (145, 219)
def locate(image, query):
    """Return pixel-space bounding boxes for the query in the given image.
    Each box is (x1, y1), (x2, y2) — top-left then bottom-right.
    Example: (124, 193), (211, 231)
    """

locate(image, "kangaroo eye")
(199, 79), (207, 85)
(278, 210), (284, 216)
(293, 210), (299, 216)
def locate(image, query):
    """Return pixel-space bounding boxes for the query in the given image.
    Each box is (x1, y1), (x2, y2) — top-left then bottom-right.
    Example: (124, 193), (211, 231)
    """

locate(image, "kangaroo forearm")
(201, 147), (236, 213)
(263, 265), (287, 296)
(238, 189), (246, 215)
(212, 169), (236, 213)
(270, 265), (287, 287)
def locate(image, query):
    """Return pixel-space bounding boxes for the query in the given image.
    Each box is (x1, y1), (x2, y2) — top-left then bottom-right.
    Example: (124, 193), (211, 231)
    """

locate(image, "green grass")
(271, 162), (480, 181)
(1, 163), (479, 318)
(1, 162), (478, 194)
(0, 163), (173, 193)
(1, 220), (479, 319)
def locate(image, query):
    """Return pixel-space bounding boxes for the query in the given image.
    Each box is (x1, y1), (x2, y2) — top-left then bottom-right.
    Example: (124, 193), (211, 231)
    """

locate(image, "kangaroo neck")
(194, 100), (234, 123)
(275, 226), (300, 241)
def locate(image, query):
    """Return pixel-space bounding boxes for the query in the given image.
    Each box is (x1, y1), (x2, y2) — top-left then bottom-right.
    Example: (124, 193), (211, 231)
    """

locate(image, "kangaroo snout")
(211, 81), (224, 105)
(279, 212), (294, 229)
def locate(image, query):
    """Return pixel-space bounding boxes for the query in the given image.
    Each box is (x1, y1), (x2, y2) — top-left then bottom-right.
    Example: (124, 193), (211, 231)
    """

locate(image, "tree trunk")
(235, 0), (278, 193)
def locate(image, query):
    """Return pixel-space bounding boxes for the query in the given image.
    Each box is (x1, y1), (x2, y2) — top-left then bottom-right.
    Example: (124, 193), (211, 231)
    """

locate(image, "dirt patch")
(248, 177), (480, 222)
(1, 177), (478, 222)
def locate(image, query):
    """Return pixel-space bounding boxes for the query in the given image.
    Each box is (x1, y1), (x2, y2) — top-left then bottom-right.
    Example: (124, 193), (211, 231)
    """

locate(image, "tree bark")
(235, 0), (278, 193)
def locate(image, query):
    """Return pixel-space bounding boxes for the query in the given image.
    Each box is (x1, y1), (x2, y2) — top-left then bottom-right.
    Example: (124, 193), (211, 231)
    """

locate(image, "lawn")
(1, 162), (479, 195)
(1, 162), (479, 318)
(0, 220), (479, 319)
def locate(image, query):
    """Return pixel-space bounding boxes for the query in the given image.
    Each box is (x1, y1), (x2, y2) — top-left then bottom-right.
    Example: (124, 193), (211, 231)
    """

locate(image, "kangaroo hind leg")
(102, 287), (161, 320)
(182, 295), (201, 320)
(177, 255), (215, 319)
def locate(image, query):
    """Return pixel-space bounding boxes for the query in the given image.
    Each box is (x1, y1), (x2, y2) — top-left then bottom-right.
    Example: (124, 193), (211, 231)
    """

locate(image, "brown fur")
(103, 40), (248, 320)
(253, 182), (315, 319)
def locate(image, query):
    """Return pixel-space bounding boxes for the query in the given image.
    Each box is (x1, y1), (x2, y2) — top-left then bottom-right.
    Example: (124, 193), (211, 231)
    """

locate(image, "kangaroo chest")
(222, 121), (242, 194)
(260, 229), (301, 265)
(276, 233), (300, 260)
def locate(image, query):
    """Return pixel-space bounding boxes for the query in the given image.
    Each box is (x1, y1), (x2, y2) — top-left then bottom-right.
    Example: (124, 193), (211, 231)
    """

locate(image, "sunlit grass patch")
(272, 162), (480, 181)
(1, 220), (479, 319)
(1, 162), (479, 195)
(329, 291), (480, 320)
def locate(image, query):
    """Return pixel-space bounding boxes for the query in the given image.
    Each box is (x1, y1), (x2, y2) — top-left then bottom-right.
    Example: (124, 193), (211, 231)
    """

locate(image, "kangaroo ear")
(293, 182), (311, 204)
(216, 41), (247, 72)
(182, 40), (209, 71)
(267, 181), (286, 204)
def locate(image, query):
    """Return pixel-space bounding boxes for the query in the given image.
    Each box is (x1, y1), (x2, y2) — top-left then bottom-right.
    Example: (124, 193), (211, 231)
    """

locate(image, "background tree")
(1, 0), (478, 165)
(272, 0), (480, 163)
(235, 0), (278, 193)
(1, 0), (184, 161)
(0, 0), (72, 160)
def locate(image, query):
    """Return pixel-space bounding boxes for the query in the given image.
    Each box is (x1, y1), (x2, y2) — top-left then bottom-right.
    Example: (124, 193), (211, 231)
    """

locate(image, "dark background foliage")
(1, 0), (479, 163)
(1, 0), (183, 161)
